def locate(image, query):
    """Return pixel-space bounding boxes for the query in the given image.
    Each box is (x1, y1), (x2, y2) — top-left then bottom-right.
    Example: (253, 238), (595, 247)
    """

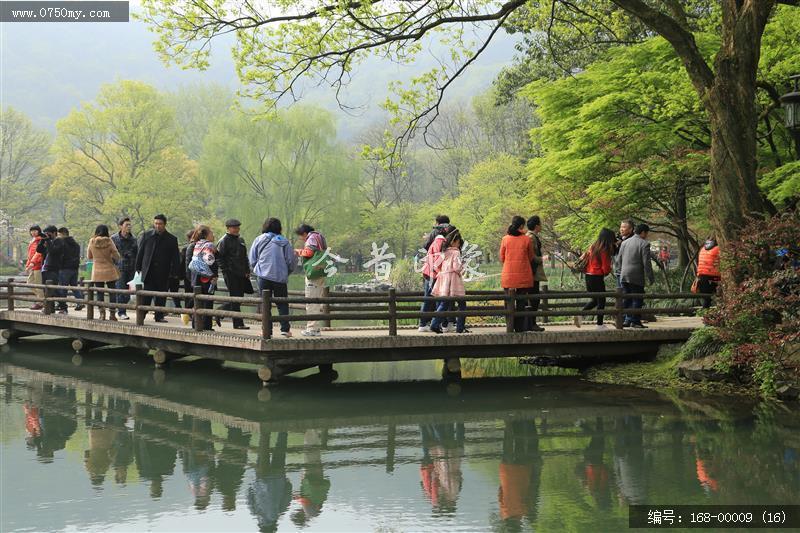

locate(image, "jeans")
(56, 269), (83, 310)
(258, 278), (290, 333)
(622, 282), (645, 325)
(582, 274), (607, 326)
(113, 270), (134, 315)
(430, 299), (466, 332)
(420, 276), (448, 328)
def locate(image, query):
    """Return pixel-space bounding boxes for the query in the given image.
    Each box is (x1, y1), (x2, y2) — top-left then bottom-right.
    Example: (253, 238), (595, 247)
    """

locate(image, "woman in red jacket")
(25, 225), (45, 310)
(577, 228), (615, 329)
(500, 216), (534, 332)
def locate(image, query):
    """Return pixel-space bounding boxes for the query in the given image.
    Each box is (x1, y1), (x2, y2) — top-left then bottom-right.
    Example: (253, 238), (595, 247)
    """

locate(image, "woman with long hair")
(187, 225), (218, 331)
(577, 228), (615, 329)
(499, 216), (535, 332)
(88, 224), (121, 320)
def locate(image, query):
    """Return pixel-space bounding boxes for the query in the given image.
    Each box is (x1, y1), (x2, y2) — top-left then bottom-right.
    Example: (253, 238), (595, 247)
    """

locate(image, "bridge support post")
(261, 289), (272, 340)
(71, 338), (107, 353)
(86, 286), (95, 320)
(1, 329), (38, 343)
(193, 286), (203, 332)
(615, 287), (625, 329)
(540, 283), (548, 324)
(7, 279), (14, 311)
(322, 286), (331, 329)
(43, 280), (55, 315)
(152, 349), (181, 368)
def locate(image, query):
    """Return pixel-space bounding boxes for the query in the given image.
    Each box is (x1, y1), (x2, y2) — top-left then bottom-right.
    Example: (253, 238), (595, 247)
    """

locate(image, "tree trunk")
(674, 179), (691, 269)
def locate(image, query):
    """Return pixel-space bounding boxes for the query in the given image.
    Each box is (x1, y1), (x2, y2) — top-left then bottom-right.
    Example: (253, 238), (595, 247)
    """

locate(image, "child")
(430, 229), (469, 334)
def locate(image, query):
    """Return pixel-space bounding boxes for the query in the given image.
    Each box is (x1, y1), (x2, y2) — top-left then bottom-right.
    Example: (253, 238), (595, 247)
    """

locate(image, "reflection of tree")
(214, 426), (251, 512)
(419, 423), (464, 515)
(291, 429), (331, 527)
(498, 419), (543, 531)
(248, 430), (292, 533)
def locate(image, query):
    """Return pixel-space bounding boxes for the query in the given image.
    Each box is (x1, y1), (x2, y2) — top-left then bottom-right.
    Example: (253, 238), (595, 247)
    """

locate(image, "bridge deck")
(1, 306), (701, 370)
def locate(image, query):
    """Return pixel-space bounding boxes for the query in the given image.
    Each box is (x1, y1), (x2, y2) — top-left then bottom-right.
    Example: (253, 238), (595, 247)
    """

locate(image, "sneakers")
(280, 331), (293, 338)
(301, 329), (321, 337)
(442, 324), (456, 333)
(118, 313), (130, 321)
(430, 326), (443, 334)
(418, 325), (432, 333)
(74, 304), (85, 311)
(573, 315), (582, 328)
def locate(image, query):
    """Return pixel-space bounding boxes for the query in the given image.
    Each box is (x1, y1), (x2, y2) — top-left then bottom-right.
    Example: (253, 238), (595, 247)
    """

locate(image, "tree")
(48, 80), (210, 241)
(167, 83), (235, 161)
(138, 0), (799, 259)
(200, 106), (359, 244)
(0, 107), (52, 225)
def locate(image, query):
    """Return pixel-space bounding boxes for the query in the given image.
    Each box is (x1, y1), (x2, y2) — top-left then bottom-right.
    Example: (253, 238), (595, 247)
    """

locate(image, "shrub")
(704, 211), (800, 396)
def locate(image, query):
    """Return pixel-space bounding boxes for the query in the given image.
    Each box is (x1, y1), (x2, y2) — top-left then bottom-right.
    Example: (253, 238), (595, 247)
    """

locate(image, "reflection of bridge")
(1, 279), (704, 383)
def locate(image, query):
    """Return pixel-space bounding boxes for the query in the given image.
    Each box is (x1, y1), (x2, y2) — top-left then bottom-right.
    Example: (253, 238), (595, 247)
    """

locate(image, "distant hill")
(1, 13), (518, 141)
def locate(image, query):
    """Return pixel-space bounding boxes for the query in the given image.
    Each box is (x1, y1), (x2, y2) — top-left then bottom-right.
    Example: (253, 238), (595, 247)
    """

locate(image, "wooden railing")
(0, 278), (708, 339)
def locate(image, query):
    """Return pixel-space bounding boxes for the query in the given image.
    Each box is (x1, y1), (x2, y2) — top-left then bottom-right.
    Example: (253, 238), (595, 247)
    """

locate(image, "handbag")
(303, 249), (328, 280)
(690, 277), (700, 293)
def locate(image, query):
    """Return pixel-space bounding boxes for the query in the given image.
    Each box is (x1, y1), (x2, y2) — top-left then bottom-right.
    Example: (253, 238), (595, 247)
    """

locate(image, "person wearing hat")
(216, 219), (253, 329)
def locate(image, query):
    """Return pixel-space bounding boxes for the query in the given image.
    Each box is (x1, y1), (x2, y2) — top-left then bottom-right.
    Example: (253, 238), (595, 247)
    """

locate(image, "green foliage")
(677, 327), (724, 361)
(47, 80), (212, 242)
(388, 257), (422, 292)
(200, 106), (359, 246)
(761, 161), (800, 207)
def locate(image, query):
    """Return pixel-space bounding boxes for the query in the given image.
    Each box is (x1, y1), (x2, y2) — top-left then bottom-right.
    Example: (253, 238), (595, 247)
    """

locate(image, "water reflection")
(1, 343), (799, 532)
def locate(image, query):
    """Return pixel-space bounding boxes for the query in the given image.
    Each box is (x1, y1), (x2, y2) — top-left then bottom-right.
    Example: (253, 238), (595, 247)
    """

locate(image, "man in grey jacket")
(618, 223), (655, 328)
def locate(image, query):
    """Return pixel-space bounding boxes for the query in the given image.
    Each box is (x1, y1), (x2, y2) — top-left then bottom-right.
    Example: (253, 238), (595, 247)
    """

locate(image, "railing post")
(540, 283), (548, 324)
(261, 289), (273, 340)
(86, 286), (95, 320)
(44, 279), (55, 315)
(193, 286), (203, 332)
(615, 287), (624, 330)
(135, 284), (145, 326)
(322, 285), (331, 329)
(505, 288), (516, 333)
(388, 287), (397, 336)
(7, 278), (14, 311)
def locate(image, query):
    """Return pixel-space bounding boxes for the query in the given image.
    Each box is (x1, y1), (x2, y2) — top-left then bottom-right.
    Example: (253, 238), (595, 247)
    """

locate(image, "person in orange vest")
(696, 237), (721, 308)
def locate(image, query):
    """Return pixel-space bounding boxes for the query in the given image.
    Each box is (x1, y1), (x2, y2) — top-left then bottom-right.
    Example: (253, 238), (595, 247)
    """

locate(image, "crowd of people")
(23, 211), (721, 336)
(24, 215), (330, 338)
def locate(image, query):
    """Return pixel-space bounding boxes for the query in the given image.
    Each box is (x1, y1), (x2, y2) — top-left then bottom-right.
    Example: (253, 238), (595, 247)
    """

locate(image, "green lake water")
(1, 339), (798, 532)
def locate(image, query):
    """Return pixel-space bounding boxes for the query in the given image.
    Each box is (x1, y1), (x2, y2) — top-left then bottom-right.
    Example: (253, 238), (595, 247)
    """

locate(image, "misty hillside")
(1, 14), (519, 140)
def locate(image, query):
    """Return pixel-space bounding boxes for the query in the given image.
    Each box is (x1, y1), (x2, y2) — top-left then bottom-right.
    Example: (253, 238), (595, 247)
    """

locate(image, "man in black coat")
(135, 214), (180, 322)
(216, 219), (253, 329)
(37, 225), (59, 285)
(55, 227), (84, 313)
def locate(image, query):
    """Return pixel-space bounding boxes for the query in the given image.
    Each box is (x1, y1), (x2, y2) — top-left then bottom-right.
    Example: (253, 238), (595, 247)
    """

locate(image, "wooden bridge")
(0, 278), (705, 384)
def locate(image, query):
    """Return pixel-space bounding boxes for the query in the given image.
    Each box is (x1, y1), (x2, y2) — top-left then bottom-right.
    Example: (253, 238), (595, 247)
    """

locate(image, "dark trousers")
(56, 269), (83, 310)
(525, 281), (541, 330)
(168, 276), (183, 309)
(142, 275), (169, 321)
(258, 278), (290, 333)
(431, 299), (466, 332)
(506, 287), (531, 332)
(220, 275), (248, 328)
(191, 277), (213, 331)
(582, 274), (607, 325)
(113, 270), (134, 315)
(697, 275), (718, 308)
(91, 281), (116, 311)
(622, 282), (645, 325)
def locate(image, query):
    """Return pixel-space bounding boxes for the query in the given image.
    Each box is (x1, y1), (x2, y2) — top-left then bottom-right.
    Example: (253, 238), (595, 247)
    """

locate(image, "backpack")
(188, 240), (215, 277)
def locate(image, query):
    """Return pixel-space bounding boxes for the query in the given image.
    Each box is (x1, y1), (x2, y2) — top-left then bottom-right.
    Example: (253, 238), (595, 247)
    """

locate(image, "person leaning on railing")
(25, 225), (45, 310)
(87, 224), (121, 320)
(500, 216), (535, 333)
(249, 218), (297, 338)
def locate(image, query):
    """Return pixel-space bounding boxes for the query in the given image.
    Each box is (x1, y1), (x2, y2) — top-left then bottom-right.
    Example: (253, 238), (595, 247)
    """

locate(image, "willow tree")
(139, 0), (798, 247)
